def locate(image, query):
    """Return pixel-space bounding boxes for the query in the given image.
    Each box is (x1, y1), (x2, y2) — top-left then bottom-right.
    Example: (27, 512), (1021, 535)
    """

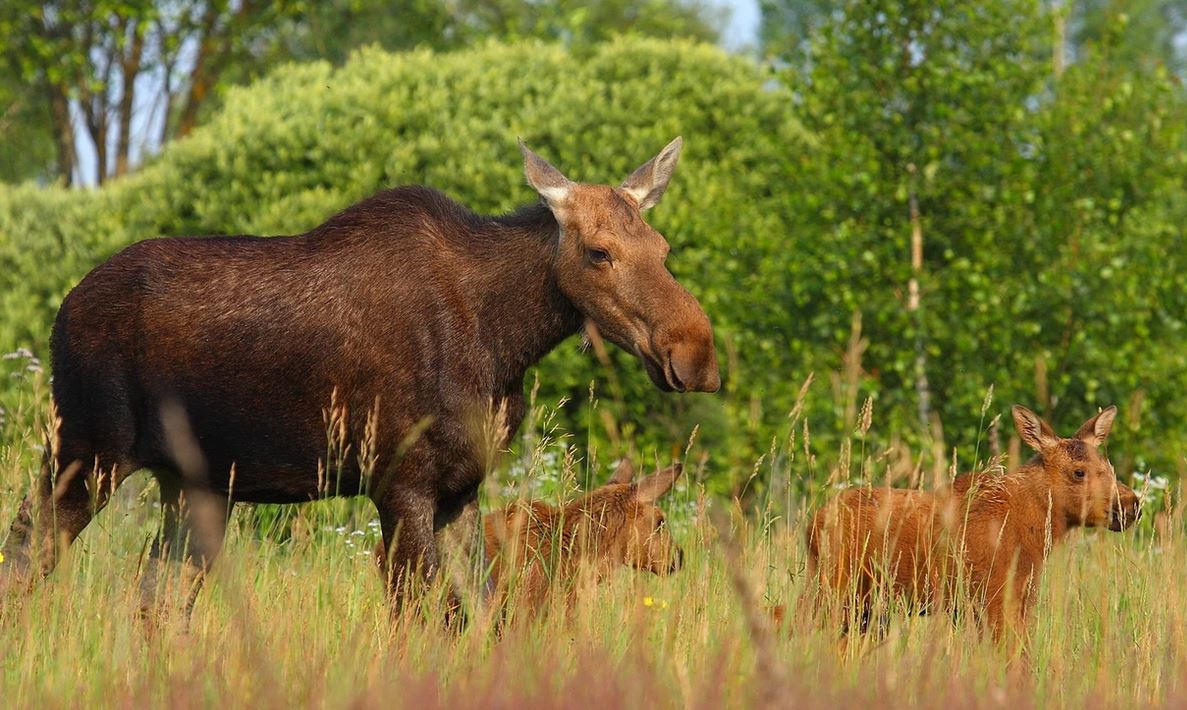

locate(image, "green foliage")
(0, 0), (720, 184)
(1, 27), (1186, 494)
(0, 76), (55, 182)
(1067, 0), (1187, 77)
(0, 38), (804, 488)
(777, 0), (1187, 486)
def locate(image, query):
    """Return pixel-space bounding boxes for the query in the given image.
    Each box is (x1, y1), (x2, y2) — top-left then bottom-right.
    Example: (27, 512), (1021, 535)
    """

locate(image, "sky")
(720, 0), (762, 51)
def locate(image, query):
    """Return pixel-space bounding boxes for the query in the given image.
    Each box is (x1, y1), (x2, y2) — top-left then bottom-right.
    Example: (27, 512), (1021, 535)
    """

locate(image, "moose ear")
(519, 139), (574, 211)
(1075, 405), (1117, 447)
(1012, 405), (1061, 452)
(620, 136), (682, 210)
(634, 463), (683, 503)
(608, 459), (636, 486)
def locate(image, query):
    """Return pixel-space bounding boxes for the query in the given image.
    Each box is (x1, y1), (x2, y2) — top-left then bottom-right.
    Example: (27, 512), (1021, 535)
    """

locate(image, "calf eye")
(1074, 469), (1086, 479)
(587, 248), (612, 265)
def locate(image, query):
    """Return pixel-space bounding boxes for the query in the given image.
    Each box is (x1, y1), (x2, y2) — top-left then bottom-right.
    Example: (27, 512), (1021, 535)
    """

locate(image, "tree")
(0, 1), (303, 186)
(763, 0), (1187, 79)
(0, 76), (57, 182)
(758, 0), (836, 65)
(1061, 0), (1187, 77)
(274, 0), (721, 62)
(768, 0), (1187, 470)
(776, 0), (1050, 451)
(0, 0), (721, 186)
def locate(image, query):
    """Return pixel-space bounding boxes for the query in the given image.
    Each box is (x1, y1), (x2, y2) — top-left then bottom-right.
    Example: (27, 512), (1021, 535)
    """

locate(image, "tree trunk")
(907, 165), (930, 432)
(114, 22), (145, 177)
(175, 5), (221, 139)
(46, 86), (76, 186)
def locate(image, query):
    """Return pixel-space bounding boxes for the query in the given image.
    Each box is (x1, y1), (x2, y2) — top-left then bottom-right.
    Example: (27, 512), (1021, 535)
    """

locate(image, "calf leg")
(138, 478), (232, 624)
(1, 447), (129, 595)
(435, 494), (493, 605)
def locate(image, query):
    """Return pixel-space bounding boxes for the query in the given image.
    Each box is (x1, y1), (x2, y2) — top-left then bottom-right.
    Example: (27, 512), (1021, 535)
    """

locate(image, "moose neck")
(1008, 464), (1072, 546)
(475, 203), (583, 387)
(565, 492), (630, 562)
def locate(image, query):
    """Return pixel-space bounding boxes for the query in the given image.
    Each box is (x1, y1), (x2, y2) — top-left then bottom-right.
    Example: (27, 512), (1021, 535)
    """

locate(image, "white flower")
(1132, 471), (1169, 491)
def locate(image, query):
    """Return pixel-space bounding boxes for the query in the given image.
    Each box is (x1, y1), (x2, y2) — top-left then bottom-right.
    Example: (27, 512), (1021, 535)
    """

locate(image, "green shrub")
(0, 39), (805, 490)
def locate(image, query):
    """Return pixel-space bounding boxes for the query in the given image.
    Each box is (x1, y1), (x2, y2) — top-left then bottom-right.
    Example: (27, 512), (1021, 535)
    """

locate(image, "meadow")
(1, 370), (1181, 708)
(2, 5), (1185, 707)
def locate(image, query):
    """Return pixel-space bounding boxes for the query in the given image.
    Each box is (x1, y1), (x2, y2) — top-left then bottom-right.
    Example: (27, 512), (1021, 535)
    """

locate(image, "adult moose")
(0, 138), (720, 618)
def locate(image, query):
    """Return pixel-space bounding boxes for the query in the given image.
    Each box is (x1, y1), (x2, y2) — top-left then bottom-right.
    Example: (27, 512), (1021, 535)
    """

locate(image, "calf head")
(1012, 405), (1141, 531)
(520, 139), (720, 393)
(591, 460), (685, 575)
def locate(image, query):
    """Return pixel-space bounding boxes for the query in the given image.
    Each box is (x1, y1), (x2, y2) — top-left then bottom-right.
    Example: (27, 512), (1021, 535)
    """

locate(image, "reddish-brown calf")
(807, 405), (1141, 646)
(377, 461), (684, 616)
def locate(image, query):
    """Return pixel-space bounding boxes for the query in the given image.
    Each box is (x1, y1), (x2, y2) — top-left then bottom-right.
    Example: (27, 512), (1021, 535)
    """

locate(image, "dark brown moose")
(0, 138), (719, 618)
(806, 405), (1141, 650)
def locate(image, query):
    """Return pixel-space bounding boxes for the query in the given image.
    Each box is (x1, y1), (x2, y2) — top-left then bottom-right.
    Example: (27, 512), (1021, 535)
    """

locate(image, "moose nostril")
(664, 353), (687, 392)
(667, 344), (720, 393)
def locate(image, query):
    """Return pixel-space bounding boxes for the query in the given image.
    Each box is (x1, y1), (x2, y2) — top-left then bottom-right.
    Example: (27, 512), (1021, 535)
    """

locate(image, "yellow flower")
(643, 596), (668, 609)
(0, 551), (5, 564)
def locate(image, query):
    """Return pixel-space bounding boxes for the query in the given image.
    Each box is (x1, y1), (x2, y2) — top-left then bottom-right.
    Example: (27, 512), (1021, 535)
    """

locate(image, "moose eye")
(587, 248), (612, 265)
(1074, 469), (1086, 480)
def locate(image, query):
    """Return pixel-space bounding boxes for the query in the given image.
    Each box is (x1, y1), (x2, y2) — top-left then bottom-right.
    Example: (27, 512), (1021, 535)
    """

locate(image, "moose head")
(520, 139), (720, 393)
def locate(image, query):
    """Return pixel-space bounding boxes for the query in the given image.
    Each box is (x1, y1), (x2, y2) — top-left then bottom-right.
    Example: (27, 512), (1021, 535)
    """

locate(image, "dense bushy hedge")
(0, 39), (805, 485)
(1, 34), (1185, 492)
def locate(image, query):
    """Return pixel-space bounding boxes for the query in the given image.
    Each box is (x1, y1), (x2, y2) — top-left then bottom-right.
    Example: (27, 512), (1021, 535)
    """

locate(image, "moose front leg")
(376, 494), (439, 617)
(138, 480), (232, 627)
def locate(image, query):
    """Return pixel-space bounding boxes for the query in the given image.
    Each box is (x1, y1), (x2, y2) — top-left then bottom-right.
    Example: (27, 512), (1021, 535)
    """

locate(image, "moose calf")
(378, 461), (684, 617)
(807, 405), (1141, 648)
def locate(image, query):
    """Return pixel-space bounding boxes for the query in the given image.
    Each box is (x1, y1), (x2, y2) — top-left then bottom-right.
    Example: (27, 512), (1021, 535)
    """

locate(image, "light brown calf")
(378, 461), (684, 615)
(807, 405), (1141, 647)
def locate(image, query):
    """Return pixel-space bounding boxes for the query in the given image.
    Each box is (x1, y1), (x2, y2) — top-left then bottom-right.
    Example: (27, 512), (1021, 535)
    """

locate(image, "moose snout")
(667, 340), (721, 393)
(640, 278), (720, 393)
(1109, 484), (1142, 532)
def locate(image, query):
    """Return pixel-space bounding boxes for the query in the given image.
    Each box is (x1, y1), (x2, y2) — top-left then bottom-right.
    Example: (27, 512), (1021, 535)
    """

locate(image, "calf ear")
(620, 137), (682, 210)
(634, 463), (683, 503)
(1075, 405), (1117, 447)
(519, 139), (574, 212)
(608, 459), (636, 486)
(1012, 405), (1060, 452)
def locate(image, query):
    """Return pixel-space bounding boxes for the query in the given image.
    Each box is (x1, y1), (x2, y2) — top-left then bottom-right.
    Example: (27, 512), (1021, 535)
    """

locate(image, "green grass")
(1, 384), (1184, 708)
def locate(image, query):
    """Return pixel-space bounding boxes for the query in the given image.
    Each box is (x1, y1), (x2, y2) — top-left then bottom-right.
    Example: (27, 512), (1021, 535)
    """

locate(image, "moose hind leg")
(138, 477), (232, 625)
(1, 447), (130, 595)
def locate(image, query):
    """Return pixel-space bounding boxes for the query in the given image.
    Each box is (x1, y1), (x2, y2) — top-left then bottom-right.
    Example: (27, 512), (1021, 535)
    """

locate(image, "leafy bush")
(0, 38), (805, 488)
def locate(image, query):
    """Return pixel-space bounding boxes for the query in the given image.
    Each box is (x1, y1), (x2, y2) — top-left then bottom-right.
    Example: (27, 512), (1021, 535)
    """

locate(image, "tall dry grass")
(0, 367), (1183, 708)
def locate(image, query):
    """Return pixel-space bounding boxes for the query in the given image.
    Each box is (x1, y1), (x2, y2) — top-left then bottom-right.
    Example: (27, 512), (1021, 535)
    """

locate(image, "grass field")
(1, 378), (1184, 708)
